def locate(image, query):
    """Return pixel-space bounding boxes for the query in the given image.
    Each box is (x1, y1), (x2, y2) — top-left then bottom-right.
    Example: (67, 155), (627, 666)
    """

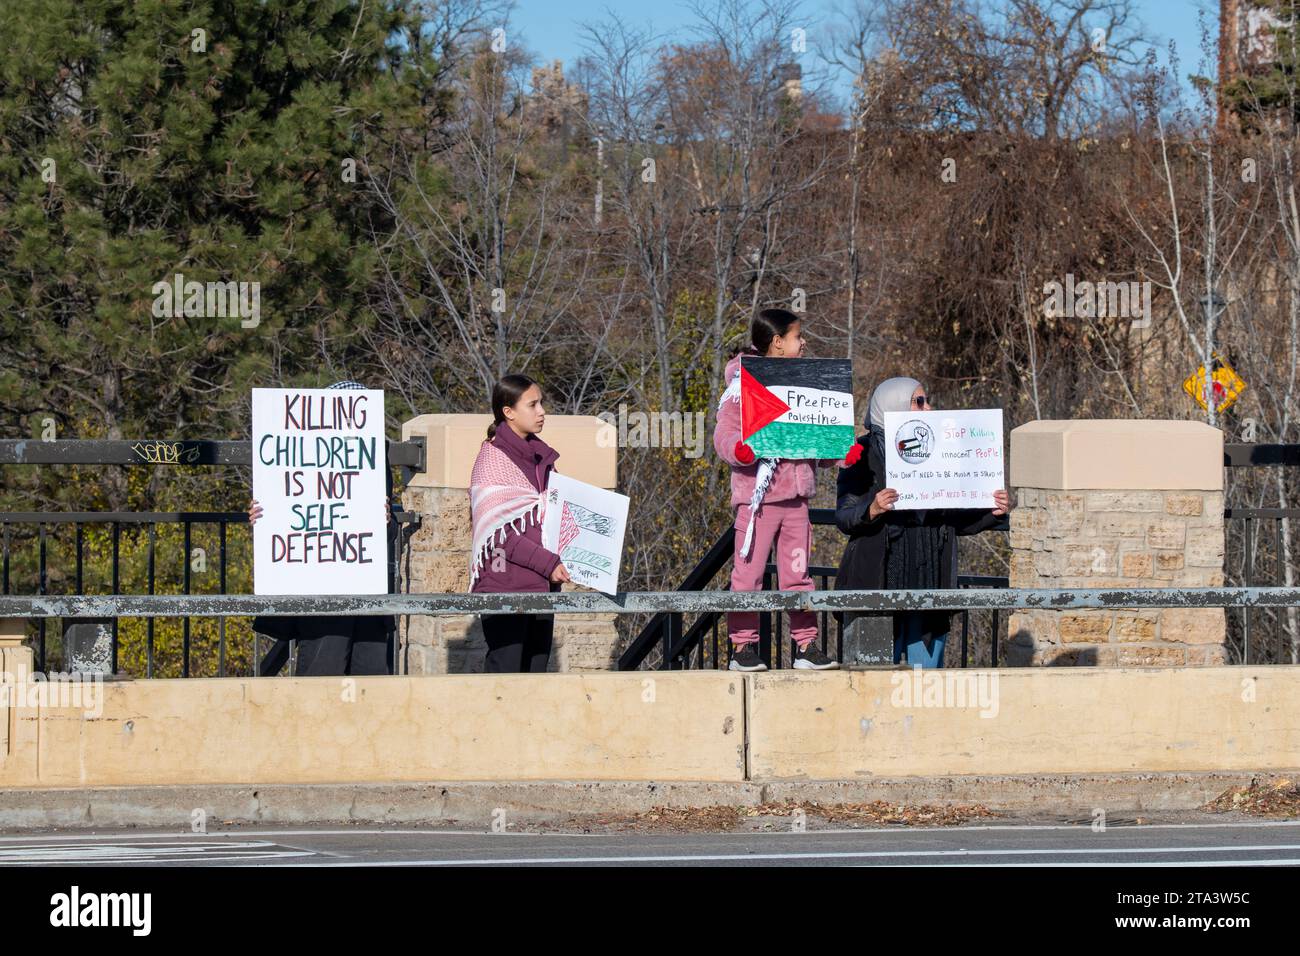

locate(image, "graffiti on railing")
(130, 441), (203, 465)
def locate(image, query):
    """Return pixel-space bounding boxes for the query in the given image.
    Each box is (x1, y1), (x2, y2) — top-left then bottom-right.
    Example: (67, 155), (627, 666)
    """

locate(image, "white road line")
(5, 853), (314, 865)
(278, 843), (1300, 866)
(0, 829), (498, 841)
(283, 858), (1300, 868)
(924, 860), (1300, 867)
(0, 840), (314, 864)
(1, 820), (1297, 842)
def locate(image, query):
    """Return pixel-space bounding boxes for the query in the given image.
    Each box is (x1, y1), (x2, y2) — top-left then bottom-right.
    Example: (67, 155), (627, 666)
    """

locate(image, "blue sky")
(510, 0), (1217, 109)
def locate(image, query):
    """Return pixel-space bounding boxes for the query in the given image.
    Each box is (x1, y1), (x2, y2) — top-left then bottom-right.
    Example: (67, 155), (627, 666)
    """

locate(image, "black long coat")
(833, 432), (1008, 644)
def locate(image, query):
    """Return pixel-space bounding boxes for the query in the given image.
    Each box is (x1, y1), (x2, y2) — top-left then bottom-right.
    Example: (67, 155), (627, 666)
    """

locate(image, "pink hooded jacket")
(713, 352), (837, 508)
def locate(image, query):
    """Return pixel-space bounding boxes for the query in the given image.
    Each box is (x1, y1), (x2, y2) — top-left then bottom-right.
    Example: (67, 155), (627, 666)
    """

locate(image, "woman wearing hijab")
(834, 377), (1011, 668)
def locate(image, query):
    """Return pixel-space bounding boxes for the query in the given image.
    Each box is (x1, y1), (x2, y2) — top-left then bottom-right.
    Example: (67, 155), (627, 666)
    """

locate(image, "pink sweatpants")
(728, 498), (817, 647)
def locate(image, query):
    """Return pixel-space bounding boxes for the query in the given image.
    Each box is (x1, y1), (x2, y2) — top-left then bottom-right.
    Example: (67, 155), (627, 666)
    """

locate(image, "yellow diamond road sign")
(1183, 356), (1247, 413)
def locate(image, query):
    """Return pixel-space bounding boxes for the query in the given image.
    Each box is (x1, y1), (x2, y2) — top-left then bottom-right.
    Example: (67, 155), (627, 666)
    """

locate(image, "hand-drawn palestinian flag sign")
(558, 502), (582, 553)
(740, 357), (855, 459)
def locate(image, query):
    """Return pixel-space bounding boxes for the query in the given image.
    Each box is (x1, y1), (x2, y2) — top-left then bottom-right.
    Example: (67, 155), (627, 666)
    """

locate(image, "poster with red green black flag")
(740, 357), (856, 459)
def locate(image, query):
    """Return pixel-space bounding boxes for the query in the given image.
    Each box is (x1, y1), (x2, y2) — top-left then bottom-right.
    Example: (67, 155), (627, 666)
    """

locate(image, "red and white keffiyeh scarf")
(468, 439), (546, 587)
(719, 365), (779, 560)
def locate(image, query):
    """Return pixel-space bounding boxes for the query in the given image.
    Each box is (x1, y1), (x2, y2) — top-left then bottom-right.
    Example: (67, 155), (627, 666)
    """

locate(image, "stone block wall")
(1007, 489), (1226, 665)
(1006, 420), (1227, 667)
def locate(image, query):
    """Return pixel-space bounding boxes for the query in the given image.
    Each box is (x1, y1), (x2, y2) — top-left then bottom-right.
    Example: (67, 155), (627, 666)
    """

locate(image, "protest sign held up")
(251, 388), (388, 594)
(883, 408), (1005, 510)
(739, 356), (856, 459)
(541, 473), (630, 595)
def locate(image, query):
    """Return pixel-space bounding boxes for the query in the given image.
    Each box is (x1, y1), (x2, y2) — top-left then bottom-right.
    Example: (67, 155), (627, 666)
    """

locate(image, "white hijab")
(868, 377), (923, 429)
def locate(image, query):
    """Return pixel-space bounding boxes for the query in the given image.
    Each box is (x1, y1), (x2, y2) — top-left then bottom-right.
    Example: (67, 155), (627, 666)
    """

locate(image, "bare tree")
(367, 39), (597, 410)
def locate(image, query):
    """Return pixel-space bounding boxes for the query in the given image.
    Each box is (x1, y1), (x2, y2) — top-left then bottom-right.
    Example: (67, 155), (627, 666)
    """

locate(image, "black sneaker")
(793, 643), (840, 670)
(728, 645), (767, 672)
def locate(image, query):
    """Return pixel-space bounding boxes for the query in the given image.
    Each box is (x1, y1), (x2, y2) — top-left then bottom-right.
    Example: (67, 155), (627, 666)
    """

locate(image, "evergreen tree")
(0, 0), (431, 510)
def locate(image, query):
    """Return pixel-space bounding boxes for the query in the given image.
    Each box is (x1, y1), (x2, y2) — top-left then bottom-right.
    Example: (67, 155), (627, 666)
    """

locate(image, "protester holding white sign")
(882, 408), (1005, 509)
(252, 385), (389, 594)
(468, 374), (571, 673)
(249, 380), (397, 676)
(834, 377), (1011, 669)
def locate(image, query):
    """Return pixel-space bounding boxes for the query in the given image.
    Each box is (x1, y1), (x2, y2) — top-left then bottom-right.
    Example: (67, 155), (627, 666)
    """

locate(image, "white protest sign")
(541, 473), (629, 595)
(883, 409), (1004, 510)
(252, 388), (388, 594)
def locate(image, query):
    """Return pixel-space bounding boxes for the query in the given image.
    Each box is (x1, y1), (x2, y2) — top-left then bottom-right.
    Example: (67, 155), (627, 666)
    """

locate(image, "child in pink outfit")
(713, 311), (855, 672)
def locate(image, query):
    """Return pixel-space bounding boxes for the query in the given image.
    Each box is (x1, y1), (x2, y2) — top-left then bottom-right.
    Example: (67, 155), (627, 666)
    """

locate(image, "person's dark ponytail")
(749, 308), (800, 356)
(487, 374), (539, 440)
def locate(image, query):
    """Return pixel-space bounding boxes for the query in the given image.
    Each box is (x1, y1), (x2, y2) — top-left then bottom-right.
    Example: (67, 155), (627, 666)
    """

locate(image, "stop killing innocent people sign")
(251, 388), (388, 595)
(883, 408), (1005, 510)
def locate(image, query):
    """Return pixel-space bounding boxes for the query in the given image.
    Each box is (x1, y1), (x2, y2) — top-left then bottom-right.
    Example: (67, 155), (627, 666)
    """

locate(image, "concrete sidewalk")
(3, 770), (1296, 831)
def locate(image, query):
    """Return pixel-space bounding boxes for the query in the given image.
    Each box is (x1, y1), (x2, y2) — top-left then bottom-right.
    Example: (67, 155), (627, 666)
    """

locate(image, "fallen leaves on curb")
(754, 799), (998, 827)
(598, 806), (748, 832)
(579, 800), (998, 832)
(1205, 779), (1300, 818)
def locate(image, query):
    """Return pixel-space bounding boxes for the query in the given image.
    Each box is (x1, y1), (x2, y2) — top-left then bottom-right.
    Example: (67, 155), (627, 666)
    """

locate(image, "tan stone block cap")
(402, 414), (617, 489)
(1010, 420), (1223, 491)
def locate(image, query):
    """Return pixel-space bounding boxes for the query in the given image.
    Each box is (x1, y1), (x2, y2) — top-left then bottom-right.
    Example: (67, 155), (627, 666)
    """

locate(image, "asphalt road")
(1, 819), (1298, 866)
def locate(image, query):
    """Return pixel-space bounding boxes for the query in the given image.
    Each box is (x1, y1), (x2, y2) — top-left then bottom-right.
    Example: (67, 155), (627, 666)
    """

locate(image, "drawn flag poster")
(541, 473), (630, 595)
(251, 388), (388, 595)
(882, 408), (1004, 510)
(740, 357), (856, 459)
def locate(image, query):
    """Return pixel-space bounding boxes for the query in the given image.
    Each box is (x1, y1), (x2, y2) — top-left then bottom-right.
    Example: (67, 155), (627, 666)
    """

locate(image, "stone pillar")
(0, 619), (32, 679)
(1006, 420), (1226, 667)
(398, 414), (621, 674)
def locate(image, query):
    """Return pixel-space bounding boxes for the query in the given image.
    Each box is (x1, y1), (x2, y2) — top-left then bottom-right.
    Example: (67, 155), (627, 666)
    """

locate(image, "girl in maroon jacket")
(469, 374), (571, 672)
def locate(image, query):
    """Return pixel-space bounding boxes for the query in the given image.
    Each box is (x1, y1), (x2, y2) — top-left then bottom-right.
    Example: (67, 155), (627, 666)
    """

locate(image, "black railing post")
(1245, 516), (1253, 665)
(111, 521), (120, 674)
(662, 614), (682, 670)
(38, 522), (46, 671)
(960, 610), (969, 668)
(75, 524), (83, 594)
(218, 520), (227, 678)
(1275, 518), (1284, 664)
(183, 521), (191, 678)
(147, 523), (155, 678)
(819, 573), (829, 655)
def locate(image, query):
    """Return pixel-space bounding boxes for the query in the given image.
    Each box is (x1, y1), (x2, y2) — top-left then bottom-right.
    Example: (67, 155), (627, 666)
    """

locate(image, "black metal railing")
(621, 499), (1300, 671)
(0, 436), (426, 677)
(618, 508), (1009, 670)
(3, 438), (1298, 674)
(0, 511), (418, 677)
(1227, 507), (1300, 664)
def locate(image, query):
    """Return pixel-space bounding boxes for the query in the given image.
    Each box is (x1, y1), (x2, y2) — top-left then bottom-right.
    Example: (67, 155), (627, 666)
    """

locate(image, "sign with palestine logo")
(883, 409), (1005, 510)
(740, 357), (856, 459)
